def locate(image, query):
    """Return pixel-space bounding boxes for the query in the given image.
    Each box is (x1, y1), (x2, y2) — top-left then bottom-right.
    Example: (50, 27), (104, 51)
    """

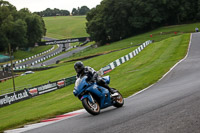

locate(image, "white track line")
(4, 109), (85, 133)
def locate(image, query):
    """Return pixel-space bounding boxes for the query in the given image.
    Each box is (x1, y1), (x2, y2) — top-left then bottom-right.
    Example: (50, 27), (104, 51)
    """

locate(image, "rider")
(74, 61), (117, 95)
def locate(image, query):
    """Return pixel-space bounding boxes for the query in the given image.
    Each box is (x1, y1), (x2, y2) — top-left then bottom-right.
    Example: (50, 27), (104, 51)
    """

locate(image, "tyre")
(82, 98), (100, 115)
(113, 91), (124, 108)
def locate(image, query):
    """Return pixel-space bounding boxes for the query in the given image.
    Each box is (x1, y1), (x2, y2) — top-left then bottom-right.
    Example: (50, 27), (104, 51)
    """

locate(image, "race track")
(23, 33), (200, 133)
(32, 45), (90, 67)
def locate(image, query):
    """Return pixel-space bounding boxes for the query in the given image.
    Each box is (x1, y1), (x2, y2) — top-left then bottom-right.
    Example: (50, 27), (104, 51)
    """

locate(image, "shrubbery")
(86, 0), (200, 45)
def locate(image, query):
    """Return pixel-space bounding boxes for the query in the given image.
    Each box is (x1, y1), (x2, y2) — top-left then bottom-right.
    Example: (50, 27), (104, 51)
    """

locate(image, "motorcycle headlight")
(73, 89), (78, 96)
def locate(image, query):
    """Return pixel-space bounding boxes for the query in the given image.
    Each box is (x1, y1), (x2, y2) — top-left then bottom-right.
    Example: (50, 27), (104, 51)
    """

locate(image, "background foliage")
(86, 0), (200, 45)
(71, 6), (90, 16)
(34, 8), (70, 17)
(35, 6), (90, 17)
(0, 0), (46, 52)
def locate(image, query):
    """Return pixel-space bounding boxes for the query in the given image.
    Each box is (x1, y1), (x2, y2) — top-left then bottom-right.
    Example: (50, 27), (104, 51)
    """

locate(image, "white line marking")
(4, 109), (85, 133)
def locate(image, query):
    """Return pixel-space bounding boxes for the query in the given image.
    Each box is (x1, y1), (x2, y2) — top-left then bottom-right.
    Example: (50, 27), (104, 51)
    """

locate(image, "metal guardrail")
(1, 46), (55, 70)
(0, 76), (76, 107)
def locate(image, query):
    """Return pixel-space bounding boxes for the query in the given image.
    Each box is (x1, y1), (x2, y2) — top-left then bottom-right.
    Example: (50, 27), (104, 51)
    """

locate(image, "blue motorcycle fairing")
(81, 94), (93, 103)
(74, 75), (113, 109)
(73, 76), (89, 96)
(97, 86), (112, 108)
(84, 84), (112, 109)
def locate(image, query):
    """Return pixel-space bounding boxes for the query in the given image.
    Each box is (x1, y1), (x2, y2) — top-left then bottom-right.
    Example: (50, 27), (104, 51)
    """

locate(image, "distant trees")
(71, 6), (90, 16)
(71, 8), (79, 16)
(86, 0), (200, 45)
(79, 6), (90, 15)
(35, 8), (70, 17)
(35, 6), (90, 17)
(0, 0), (46, 52)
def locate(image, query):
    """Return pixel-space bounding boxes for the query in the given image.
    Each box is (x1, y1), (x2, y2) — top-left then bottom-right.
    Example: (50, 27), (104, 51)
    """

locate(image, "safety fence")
(1, 46), (55, 70)
(0, 76), (76, 107)
(0, 84), (32, 95)
(0, 40), (152, 108)
(14, 46), (62, 70)
(13, 45), (78, 69)
(2, 45), (79, 70)
(99, 40), (153, 75)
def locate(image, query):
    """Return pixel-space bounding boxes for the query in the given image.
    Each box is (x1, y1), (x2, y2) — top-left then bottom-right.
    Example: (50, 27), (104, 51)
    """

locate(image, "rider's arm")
(85, 66), (97, 82)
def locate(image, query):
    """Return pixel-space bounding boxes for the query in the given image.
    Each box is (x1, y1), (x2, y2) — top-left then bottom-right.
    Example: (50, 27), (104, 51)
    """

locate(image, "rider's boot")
(110, 88), (119, 97)
(103, 84), (118, 96)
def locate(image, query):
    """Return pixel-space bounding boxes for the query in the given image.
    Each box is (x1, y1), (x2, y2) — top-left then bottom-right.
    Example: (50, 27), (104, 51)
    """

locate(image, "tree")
(79, 6), (90, 15)
(60, 10), (70, 16)
(86, 6), (106, 44)
(197, 0), (200, 20)
(86, 0), (133, 44)
(25, 14), (46, 47)
(71, 8), (79, 15)
(0, 1), (46, 52)
(10, 19), (27, 48)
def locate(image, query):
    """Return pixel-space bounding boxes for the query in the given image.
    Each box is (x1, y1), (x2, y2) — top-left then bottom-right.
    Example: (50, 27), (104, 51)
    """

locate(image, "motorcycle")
(73, 75), (124, 115)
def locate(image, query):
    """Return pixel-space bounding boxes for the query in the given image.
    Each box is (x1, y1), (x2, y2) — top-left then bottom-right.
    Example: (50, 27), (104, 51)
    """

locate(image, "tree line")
(35, 6), (90, 17)
(0, 0), (46, 52)
(86, 0), (200, 45)
(34, 8), (70, 17)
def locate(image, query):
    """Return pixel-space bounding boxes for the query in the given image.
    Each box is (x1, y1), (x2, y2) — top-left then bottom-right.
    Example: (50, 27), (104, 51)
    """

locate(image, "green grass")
(43, 16), (89, 39)
(13, 45), (53, 60)
(60, 22), (199, 62)
(109, 34), (190, 96)
(0, 33), (190, 132)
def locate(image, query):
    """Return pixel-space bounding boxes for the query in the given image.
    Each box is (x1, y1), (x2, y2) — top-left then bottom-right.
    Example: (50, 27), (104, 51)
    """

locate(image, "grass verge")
(0, 45), (53, 66)
(60, 23), (198, 62)
(13, 45), (53, 60)
(43, 16), (89, 39)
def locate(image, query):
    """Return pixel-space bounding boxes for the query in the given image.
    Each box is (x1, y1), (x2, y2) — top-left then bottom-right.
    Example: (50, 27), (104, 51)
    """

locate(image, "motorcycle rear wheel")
(82, 98), (100, 115)
(113, 91), (124, 108)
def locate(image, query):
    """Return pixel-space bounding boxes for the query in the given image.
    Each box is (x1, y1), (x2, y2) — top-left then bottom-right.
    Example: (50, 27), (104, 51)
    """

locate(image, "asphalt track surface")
(15, 44), (63, 67)
(15, 36), (90, 67)
(32, 45), (90, 67)
(24, 33), (200, 133)
(15, 36), (64, 68)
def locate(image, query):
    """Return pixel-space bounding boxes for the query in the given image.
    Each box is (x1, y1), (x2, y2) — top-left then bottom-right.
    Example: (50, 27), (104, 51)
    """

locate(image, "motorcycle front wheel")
(82, 98), (100, 115)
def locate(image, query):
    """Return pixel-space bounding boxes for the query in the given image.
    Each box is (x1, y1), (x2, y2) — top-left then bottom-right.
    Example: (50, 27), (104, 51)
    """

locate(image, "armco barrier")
(0, 76), (76, 108)
(99, 40), (153, 75)
(65, 76), (76, 86)
(14, 45), (61, 70)
(0, 40), (152, 108)
(1, 46), (55, 70)
(0, 89), (30, 107)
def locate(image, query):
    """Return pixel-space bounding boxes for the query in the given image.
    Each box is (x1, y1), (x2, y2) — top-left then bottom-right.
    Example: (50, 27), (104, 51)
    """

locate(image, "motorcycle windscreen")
(102, 76), (110, 84)
(74, 76), (88, 96)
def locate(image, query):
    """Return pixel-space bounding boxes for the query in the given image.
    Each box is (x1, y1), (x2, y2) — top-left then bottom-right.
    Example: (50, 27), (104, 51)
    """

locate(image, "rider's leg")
(96, 79), (116, 94)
